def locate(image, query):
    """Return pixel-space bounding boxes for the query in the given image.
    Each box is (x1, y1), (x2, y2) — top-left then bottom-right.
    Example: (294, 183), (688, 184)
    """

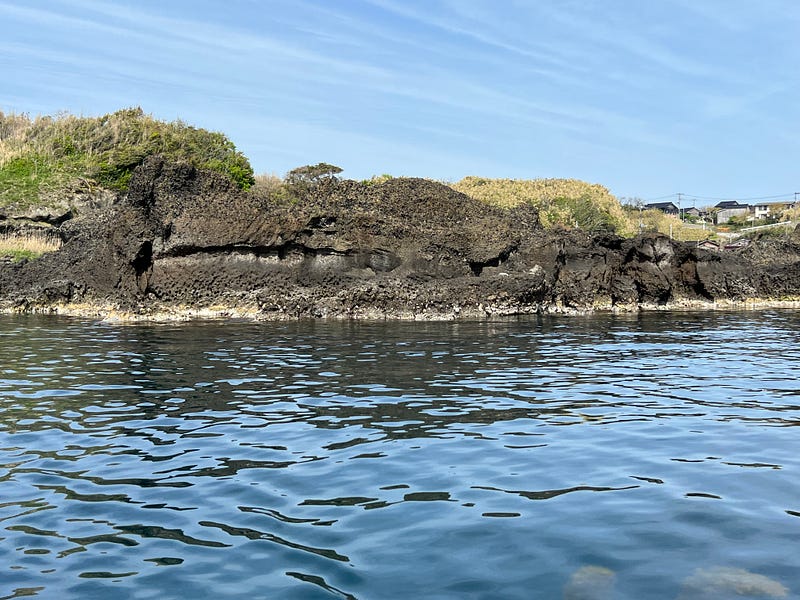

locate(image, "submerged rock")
(677, 566), (788, 599)
(563, 565), (616, 600)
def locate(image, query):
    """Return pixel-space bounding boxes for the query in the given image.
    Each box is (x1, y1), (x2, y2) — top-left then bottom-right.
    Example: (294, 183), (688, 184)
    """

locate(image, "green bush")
(362, 174), (393, 186)
(551, 194), (618, 232)
(0, 107), (255, 206)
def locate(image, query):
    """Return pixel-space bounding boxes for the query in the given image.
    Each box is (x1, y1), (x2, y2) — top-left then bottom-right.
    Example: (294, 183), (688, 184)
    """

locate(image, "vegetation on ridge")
(452, 176), (635, 236)
(0, 107), (254, 208)
(1, 108), (665, 240)
(0, 230), (61, 261)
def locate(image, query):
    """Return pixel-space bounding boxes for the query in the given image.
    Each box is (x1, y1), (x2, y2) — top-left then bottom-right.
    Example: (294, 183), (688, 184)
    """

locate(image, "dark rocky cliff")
(2, 157), (800, 318)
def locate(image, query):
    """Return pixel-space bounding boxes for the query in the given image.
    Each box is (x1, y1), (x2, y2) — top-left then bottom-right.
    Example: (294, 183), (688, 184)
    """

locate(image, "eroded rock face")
(2, 156), (800, 318)
(0, 184), (117, 228)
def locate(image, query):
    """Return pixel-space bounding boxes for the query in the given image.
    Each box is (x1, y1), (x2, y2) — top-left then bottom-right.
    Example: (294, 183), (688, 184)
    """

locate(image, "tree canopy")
(285, 163), (343, 186)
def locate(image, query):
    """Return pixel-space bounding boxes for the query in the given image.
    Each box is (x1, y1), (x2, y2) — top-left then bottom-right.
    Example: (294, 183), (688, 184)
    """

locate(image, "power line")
(642, 192), (796, 203)
(680, 193), (794, 202)
(643, 193), (678, 201)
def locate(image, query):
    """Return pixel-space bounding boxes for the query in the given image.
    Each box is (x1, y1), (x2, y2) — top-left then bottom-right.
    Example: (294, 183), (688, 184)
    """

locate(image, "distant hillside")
(452, 176), (634, 236)
(0, 107), (254, 208)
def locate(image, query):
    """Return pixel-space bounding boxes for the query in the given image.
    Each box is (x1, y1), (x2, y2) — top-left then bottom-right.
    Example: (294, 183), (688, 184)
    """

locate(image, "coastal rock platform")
(3, 157), (800, 320)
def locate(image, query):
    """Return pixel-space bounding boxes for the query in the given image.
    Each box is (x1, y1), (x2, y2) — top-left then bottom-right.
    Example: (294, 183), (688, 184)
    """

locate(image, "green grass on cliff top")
(0, 107), (255, 208)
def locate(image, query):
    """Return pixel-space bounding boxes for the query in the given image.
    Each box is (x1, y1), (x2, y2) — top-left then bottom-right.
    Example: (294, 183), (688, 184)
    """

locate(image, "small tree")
(285, 163), (343, 186)
(282, 163), (343, 200)
(620, 196), (645, 209)
(727, 214), (747, 227)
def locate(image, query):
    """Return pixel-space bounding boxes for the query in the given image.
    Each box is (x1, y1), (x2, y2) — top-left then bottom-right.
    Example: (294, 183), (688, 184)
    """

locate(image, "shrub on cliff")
(285, 163), (343, 186)
(284, 163), (343, 199)
(0, 107), (255, 207)
(452, 176), (634, 236)
(252, 163), (345, 204)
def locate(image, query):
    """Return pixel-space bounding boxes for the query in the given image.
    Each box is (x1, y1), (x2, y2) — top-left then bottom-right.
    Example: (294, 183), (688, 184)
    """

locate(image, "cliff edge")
(2, 157), (800, 319)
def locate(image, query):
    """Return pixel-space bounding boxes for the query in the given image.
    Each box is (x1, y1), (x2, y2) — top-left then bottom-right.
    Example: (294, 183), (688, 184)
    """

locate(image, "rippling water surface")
(1, 312), (800, 599)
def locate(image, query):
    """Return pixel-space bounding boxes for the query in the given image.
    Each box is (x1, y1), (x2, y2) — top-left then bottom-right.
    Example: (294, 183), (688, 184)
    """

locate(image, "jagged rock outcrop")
(2, 156), (800, 319)
(0, 183), (116, 230)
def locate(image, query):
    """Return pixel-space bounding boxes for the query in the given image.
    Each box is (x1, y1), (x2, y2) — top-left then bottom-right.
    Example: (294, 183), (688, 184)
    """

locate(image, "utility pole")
(677, 192), (683, 221)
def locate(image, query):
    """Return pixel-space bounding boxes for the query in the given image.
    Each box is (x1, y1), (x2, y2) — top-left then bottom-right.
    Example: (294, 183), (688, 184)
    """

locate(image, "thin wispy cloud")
(535, 3), (724, 80)
(362, 0), (581, 73)
(1, 0), (796, 197)
(51, 0), (396, 80)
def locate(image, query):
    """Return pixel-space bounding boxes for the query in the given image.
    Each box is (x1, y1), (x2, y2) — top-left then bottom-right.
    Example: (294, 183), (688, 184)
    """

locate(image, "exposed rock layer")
(2, 157), (800, 319)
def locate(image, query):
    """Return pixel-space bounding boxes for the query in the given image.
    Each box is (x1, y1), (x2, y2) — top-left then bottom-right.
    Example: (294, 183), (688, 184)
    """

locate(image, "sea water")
(1, 312), (798, 599)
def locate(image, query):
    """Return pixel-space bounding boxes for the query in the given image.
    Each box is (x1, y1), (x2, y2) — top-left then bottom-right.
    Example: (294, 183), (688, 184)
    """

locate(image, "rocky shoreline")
(3, 156), (800, 321)
(3, 298), (800, 324)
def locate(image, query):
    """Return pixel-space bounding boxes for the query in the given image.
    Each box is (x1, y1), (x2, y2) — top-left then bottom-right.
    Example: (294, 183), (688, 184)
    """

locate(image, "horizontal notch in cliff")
(155, 241), (401, 274)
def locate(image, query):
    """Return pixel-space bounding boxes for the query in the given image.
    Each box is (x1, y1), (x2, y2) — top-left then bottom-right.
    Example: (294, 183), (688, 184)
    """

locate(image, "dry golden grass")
(628, 209), (714, 241)
(672, 225), (713, 242)
(452, 176), (635, 236)
(0, 230), (62, 260)
(781, 206), (800, 222)
(250, 173), (284, 197)
(0, 111), (33, 166)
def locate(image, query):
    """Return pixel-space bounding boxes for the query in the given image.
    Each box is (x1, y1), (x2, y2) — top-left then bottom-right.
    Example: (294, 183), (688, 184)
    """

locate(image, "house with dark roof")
(684, 207), (702, 218)
(714, 201), (749, 224)
(644, 201), (679, 215)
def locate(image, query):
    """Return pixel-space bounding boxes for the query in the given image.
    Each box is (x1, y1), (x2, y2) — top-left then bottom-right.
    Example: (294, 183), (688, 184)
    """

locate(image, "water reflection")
(1, 312), (799, 598)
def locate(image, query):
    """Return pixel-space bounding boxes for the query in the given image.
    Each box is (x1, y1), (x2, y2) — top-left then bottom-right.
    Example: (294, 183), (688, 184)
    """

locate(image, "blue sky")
(1, 0), (798, 203)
